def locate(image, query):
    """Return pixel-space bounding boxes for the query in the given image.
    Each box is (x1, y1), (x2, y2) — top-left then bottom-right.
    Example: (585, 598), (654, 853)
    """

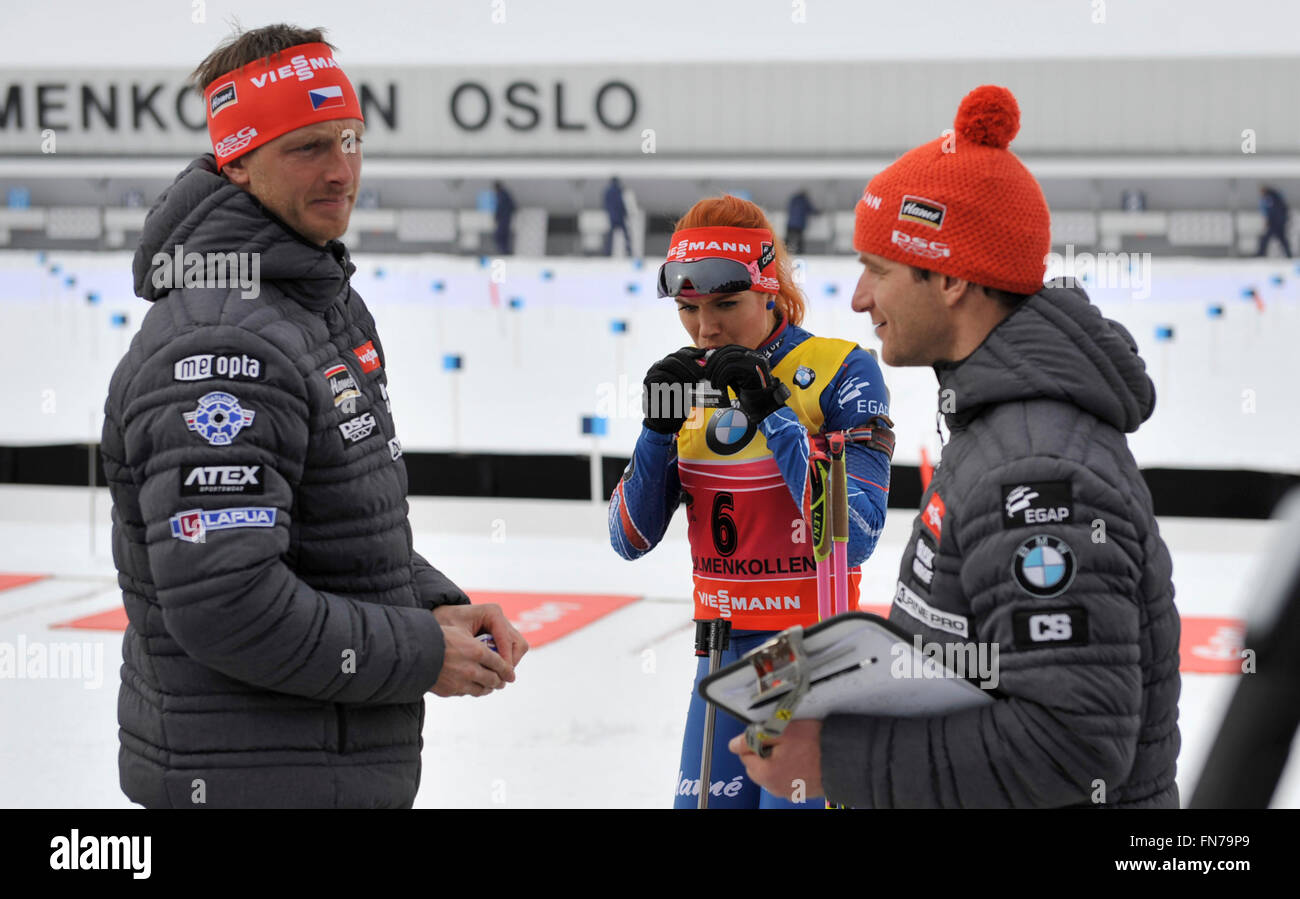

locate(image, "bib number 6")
(711, 492), (738, 557)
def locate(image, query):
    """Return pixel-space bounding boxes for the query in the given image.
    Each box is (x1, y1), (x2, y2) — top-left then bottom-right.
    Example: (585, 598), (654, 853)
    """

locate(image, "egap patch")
(1002, 481), (1074, 528)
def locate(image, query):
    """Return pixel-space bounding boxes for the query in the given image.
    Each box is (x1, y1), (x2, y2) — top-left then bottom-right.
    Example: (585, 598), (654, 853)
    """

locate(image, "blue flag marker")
(581, 416), (609, 437)
(1155, 325), (1174, 342)
(610, 319), (629, 334)
(509, 297), (523, 310)
(1270, 274), (1284, 287)
(111, 313), (129, 328)
(64, 276), (76, 288)
(86, 292), (100, 305)
(374, 267), (386, 279)
(1207, 304), (1224, 319)
(541, 269), (555, 281)
(625, 282), (640, 295)
(442, 354), (463, 371)
(431, 280), (445, 292)
(824, 283), (839, 296)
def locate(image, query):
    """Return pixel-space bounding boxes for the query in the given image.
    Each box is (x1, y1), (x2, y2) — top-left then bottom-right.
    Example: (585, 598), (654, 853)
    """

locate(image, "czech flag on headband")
(309, 85), (346, 110)
(203, 41), (364, 171)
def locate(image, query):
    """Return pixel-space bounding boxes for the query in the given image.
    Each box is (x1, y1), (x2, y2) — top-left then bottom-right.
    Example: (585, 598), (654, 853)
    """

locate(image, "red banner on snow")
(53, 590), (640, 650)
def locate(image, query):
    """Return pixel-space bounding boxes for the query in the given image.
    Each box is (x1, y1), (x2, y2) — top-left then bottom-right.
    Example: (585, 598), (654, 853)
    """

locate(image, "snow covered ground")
(0, 486), (1295, 808)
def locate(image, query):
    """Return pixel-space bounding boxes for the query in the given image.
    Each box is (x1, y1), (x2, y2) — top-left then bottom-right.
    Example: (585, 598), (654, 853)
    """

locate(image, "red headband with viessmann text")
(203, 42), (364, 170)
(664, 226), (780, 294)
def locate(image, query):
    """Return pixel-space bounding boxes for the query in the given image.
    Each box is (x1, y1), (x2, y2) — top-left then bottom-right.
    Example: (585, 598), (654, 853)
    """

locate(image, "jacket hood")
(935, 285), (1155, 433)
(132, 154), (354, 312)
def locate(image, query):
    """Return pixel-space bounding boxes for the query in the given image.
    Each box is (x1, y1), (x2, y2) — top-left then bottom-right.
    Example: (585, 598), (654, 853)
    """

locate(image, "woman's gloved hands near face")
(642, 347), (708, 434)
(703, 345), (791, 423)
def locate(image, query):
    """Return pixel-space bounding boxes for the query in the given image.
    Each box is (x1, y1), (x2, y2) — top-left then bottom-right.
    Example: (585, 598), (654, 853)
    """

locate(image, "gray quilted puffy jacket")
(822, 286), (1181, 808)
(102, 155), (467, 809)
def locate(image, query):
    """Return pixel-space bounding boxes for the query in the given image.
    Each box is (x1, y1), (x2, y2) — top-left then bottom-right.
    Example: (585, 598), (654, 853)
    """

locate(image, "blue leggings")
(672, 630), (823, 809)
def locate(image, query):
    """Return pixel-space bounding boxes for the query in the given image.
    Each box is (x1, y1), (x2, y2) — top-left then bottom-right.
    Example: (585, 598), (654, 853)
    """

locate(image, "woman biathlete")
(608, 195), (895, 808)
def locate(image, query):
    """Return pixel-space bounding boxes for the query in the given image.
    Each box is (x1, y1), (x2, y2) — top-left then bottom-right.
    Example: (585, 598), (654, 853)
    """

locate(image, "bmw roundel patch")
(1012, 534), (1076, 598)
(705, 406), (756, 455)
(793, 365), (816, 389)
(183, 391), (256, 446)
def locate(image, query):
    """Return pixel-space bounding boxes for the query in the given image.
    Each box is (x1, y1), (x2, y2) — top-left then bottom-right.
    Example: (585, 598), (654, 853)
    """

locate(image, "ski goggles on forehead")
(657, 258), (756, 299)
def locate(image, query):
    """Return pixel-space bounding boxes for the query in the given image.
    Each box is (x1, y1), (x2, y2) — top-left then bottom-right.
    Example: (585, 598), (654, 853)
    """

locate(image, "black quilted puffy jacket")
(821, 286), (1181, 808)
(102, 155), (468, 808)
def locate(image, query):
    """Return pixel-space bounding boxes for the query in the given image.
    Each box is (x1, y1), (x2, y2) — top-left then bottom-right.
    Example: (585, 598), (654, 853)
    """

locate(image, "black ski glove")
(703, 344), (791, 423)
(642, 347), (707, 434)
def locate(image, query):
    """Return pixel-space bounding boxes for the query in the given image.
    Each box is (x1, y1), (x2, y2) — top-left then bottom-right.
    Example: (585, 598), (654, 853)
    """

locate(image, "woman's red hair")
(673, 195), (807, 327)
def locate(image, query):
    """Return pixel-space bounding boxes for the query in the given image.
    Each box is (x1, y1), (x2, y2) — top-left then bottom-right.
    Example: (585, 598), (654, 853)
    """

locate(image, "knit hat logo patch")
(898, 195), (946, 230)
(891, 229), (950, 260)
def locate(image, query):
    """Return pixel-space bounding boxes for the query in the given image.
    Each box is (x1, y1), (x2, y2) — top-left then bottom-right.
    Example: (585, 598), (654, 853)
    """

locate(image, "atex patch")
(183, 392), (255, 446)
(180, 464), (262, 496)
(1012, 534), (1077, 598)
(1002, 481), (1073, 528)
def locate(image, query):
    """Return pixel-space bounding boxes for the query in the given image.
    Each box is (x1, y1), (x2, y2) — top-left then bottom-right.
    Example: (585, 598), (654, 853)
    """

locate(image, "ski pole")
(828, 431), (850, 615)
(697, 617), (731, 809)
(811, 449), (833, 622)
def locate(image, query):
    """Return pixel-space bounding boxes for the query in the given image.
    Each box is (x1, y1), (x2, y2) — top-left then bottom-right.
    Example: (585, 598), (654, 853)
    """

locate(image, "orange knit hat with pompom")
(853, 85), (1049, 296)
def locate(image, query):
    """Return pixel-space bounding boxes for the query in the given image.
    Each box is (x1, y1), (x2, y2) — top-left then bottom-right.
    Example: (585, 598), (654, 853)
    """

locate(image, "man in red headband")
(102, 24), (526, 808)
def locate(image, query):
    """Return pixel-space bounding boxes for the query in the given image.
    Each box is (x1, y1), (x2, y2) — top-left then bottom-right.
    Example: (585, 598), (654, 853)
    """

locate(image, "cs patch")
(1013, 608), (1088, 647)
(1012, 534), (1076, 598)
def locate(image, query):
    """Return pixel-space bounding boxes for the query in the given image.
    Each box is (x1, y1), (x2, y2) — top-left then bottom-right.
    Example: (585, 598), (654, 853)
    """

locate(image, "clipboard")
(698, 612), (998, 725)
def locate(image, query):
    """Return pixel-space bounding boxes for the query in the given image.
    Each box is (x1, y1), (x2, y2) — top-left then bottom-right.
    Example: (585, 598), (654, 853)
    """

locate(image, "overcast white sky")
(6, 0), (1299, 67)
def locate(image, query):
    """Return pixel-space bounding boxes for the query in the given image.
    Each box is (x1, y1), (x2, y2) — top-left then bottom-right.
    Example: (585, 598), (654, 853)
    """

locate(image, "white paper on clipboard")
(698, 612), (997, 724)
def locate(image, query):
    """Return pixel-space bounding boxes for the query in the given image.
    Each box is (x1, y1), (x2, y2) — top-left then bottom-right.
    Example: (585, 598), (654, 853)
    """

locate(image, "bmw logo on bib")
(793, 365), (815, 389)
(1012, 534), (1076, 598)
(705, 406), (757, 455)
(184, 391), (256, 446)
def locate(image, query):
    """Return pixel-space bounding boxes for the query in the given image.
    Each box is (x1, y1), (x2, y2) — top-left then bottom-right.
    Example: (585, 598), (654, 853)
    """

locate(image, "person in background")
(493, 180), (516, 255)
(785, 188), (816, 255)
(604, 176), (632, 256)
(1258, 186), (1291, 257)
